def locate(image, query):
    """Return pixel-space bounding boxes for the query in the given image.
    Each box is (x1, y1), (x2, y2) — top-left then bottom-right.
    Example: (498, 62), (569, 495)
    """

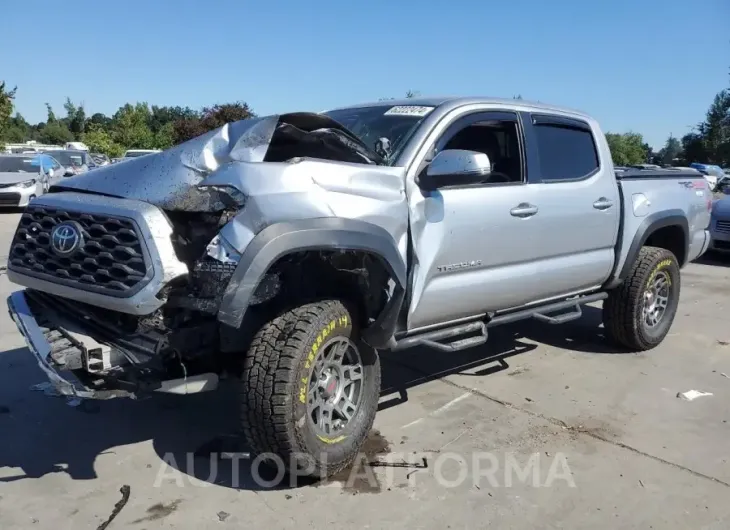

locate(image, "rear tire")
(240, 300), (380, 479)
(603, 246), (681, 351)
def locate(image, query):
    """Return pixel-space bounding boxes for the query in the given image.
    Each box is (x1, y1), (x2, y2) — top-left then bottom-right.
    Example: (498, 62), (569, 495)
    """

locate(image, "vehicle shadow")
(694, 252), (730, 268)
(0, 306), (617, 491)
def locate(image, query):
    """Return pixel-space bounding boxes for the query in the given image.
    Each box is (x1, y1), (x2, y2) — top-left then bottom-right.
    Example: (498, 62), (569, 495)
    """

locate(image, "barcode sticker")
(383, 106), (435, 117)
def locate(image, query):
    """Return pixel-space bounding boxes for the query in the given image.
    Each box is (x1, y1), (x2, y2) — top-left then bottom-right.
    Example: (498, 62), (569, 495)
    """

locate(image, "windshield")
(124, 151), (153, 158)
(48, 151), (85, 167)
(0, 156), (43, 173)
(322, 105), (433, 163)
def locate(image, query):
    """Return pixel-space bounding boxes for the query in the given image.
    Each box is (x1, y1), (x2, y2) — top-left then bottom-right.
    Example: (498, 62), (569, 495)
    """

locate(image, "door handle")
(593, 197), (614, 210)
(510, 203), (538, 218)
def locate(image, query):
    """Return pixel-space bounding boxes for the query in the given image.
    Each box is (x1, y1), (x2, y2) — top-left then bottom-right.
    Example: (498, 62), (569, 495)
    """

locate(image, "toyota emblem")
(50, 222), (83, 255)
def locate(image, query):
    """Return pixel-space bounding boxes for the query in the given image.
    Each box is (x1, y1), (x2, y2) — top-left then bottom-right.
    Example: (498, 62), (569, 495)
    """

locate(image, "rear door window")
(532, 117), (599, 181)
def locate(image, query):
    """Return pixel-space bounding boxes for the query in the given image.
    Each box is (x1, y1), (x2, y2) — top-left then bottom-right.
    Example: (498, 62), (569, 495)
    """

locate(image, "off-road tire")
(240, 300), (380, 479)
(603, 246), (681, 351)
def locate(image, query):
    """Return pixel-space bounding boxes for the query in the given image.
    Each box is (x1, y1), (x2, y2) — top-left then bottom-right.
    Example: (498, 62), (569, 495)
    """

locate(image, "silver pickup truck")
(6, 96), (712, 478)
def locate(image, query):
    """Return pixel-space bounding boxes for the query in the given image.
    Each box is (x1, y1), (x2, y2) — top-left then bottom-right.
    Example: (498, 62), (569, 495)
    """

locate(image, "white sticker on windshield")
(384, 105), (435, 117)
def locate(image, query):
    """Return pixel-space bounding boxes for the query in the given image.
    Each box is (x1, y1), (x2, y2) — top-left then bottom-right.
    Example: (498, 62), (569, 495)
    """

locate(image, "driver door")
(406, 110), (541, 330)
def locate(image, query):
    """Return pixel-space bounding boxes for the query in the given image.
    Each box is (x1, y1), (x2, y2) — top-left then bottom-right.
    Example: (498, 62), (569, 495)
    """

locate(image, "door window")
(533, 122), (599, 181)
(434, 113), (525, 184)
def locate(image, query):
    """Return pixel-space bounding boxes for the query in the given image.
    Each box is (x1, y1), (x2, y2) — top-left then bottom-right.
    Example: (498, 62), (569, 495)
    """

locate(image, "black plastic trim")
(217, 217), (407, 348)
(608, 209), (689, 288)
(531, 114), (593, 131)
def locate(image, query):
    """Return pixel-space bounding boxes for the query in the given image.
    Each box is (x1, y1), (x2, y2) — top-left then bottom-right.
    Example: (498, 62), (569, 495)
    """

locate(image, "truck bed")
(609, 167), (711, 285)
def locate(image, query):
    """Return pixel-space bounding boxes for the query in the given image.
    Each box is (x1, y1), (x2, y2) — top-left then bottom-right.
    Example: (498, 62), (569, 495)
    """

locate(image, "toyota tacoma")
(6, 97), (712, 478)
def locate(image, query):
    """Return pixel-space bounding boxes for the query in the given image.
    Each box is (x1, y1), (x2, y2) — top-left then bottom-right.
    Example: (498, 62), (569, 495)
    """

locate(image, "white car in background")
(0, 153), (61, 207)
(121, 149), (161, 162)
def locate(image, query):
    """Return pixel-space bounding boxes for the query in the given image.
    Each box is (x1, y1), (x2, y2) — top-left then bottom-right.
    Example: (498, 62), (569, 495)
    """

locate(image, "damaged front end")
(7, 110), (409, 400)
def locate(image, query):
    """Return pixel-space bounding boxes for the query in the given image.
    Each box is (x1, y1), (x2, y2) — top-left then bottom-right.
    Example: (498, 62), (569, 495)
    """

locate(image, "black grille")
(8, 205), (151, 296)
(715, 220), (730, 234)
(0, 193), (20, 206)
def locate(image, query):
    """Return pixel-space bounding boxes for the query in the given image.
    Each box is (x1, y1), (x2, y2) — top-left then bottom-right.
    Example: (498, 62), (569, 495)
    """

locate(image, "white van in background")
(64, 142), (89, 151)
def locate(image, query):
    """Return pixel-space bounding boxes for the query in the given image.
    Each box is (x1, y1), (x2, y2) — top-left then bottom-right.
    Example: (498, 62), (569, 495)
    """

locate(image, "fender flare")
(217, 217), (406, 348)
(610, 209), (689, 287)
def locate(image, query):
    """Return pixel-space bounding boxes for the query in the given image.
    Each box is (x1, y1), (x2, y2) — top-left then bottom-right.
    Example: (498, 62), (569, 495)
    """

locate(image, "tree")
(659, 135), (682, 165)
(45, 103), (56, 123)
(82, 124), (124, 158)
(699, 90), (730, 164)
(39, 121), (74, 145)
(64, 97), (86, 139)
(0, 81), (17, 147)
(605, 132), (648, 166)
(173, 102), (254, 144)
(111, 103), (155, 149)
(680, 132), (707, 165)
(87, 112), (112, 128)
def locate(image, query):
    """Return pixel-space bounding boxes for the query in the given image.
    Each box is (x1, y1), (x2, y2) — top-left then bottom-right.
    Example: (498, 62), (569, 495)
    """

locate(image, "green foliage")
(605, 132), (648, 165)
(0, 81), (18, 148)
(39, 121), (74, 144)
(658, 135), (682, 165)
(82, 125), (124, 158)
(172, 102), (254, 144)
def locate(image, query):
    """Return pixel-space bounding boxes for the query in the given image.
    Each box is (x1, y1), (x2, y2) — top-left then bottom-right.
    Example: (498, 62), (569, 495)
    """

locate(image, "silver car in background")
(45, 150), (98, 176)
(0, 153), (61, 207)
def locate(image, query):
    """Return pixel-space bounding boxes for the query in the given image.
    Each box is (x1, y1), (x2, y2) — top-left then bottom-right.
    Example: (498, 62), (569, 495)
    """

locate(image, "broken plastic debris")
(676, 390), (713, 401)
(30, 382), (62, 397)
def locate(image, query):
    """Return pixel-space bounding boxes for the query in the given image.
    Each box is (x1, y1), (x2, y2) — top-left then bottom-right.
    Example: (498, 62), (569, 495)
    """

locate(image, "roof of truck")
(327, 96), (591, 120)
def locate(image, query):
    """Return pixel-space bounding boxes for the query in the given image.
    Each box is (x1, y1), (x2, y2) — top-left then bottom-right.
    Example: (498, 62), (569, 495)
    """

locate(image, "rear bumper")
(7, 291), (134, 400)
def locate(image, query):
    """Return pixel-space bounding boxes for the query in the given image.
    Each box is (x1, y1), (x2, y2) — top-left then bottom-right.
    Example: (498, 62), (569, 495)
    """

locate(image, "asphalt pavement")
(1, 210), (729, 529)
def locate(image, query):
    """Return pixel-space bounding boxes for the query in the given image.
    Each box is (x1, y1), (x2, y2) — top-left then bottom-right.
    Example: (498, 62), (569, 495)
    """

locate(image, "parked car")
(0, 153), (62, 207)
(45, 149), (98, 176)
(690, 163), (725, 190)
(709, 195), (730, 253)
(91, 153), (111, 166)
(6, 96), (712, 479)
(121, 149), (161, 161)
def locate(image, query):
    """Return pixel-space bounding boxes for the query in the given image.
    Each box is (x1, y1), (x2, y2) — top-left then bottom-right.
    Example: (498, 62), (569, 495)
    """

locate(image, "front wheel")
(240, 300), (380, 479)
(603, 246), (681, 351)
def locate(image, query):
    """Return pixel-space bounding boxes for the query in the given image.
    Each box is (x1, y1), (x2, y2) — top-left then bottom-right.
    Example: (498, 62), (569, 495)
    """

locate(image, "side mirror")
(417, 149), (492, 190)
(47, 168), (54, 178)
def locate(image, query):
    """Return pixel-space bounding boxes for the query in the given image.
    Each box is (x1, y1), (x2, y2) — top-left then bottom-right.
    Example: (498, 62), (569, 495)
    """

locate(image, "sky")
(2, 0), (728, 150)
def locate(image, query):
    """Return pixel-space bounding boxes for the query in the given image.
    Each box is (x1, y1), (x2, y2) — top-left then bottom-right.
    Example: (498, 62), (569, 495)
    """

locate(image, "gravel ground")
(1, 211), (729, 529)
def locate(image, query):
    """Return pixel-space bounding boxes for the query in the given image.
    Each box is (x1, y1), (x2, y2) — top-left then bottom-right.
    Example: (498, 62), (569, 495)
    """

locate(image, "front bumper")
(710, 220), (730, 253)
(0, 184), (37, 207)
(7, 291), (134, 400)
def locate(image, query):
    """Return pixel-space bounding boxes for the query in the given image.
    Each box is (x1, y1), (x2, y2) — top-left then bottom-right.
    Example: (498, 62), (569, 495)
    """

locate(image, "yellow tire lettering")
(317, 434), (347, 444)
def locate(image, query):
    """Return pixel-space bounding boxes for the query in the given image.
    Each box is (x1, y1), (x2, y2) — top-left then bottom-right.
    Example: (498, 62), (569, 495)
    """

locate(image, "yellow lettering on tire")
(317, 434), (347, 444)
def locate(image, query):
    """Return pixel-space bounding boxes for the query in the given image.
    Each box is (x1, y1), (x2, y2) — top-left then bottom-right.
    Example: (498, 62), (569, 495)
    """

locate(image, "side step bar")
(390, 292), (607, 352)
(488, 292), (607, 327)
(391, 321), (487, 352)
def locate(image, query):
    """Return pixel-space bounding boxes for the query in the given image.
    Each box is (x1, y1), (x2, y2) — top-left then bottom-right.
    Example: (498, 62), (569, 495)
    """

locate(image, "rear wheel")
(240, 300), (380, 479)
(603, 246), (681, 351)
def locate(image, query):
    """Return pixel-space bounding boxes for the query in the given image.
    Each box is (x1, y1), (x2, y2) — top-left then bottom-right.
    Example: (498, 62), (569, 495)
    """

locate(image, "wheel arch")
(612, 209), (689, 287)
(217, 217), (406, 349)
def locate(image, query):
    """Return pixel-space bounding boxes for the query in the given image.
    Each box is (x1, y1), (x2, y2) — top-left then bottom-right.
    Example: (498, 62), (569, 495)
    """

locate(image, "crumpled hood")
(52, 112), (384, 212)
